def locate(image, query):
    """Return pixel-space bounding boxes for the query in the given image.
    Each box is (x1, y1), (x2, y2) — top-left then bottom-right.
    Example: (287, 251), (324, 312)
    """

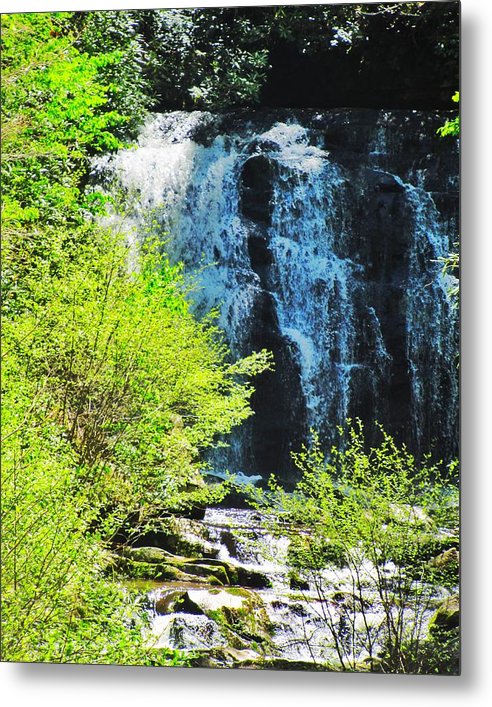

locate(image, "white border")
(2, 1), (491, 705)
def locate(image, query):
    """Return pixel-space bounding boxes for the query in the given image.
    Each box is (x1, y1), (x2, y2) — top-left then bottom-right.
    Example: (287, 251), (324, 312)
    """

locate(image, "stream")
(124, 505), (449, 670)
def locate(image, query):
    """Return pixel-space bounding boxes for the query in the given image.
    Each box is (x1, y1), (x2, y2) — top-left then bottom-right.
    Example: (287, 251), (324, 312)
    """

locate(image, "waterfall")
(91, 109), (459, 481)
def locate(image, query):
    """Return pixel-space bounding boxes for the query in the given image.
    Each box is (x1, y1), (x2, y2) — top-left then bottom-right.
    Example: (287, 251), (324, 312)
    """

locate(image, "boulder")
(428, 594), (459, 635)
(154, 587), (248, 617)
(164, 614), (228, 651)
(151, 585), (273, 656)
(429, 547), (459, 571)
(176, 587), (273, 649)
(154, 563), (224, 585)
(177, 588), (248, 614)
(154, 589), (191, 615)
(258, 657), (328, 672)
(123, 515), (218, 558)
(115, 543), (271, 589)
(234, 566), (272, 589)
(121, 546), (177, 564)
(190, 647), (262, 669)
(240, 155), (276, 224)
(190, 651), (330, 671)
(331, 591), (372, 611)
(388, 532), (459, 571)
(289, 575), (310, 591)
(115, 553), (229, 586)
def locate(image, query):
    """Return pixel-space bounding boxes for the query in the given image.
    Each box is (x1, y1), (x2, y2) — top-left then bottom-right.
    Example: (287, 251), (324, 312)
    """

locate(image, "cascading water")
(92, 108), (458, 481)
(131, 506), (450, 668)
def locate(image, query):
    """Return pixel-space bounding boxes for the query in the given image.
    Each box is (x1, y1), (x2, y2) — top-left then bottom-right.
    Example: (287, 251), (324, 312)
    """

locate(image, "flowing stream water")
(127, 506), (449, 669)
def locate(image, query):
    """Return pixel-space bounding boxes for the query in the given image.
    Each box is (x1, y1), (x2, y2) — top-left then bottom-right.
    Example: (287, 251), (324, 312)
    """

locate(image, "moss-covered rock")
(415, 534), (459, 563)
(429, 547), (459, 571)
(154, 589), (189, 615)
(331, 590), (372, 611)
(189, 646), (262, 669)
(121, 546), (177, 564)
(119, 515), (218, 558)
(116, 544), (271, 588)
(257, 657), (331, 671)
(114, 554), (228, 585)
(428, 594), (459, 635)
(388, 533), (459, 573)
(289, 573), (310, 591)
(174, 587), (273, 650)
(233, 566), (272, 589)
(189, 650), (333, 671)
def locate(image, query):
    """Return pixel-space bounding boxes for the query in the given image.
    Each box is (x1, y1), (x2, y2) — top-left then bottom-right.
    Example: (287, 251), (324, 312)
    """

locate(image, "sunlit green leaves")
(1, 13), (130, 230)
(437, 91), (460, 138)
(2, 227), (271, 662)
(1, 11), (272, 665)
(249, 421), (459, 673)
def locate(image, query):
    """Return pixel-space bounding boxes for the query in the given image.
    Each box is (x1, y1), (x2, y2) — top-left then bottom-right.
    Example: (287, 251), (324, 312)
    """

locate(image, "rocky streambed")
(112, 506), (459, 671)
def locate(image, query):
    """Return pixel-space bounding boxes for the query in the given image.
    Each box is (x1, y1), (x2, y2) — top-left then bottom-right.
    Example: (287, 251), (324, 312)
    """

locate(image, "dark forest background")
(73, 2), (459, 120)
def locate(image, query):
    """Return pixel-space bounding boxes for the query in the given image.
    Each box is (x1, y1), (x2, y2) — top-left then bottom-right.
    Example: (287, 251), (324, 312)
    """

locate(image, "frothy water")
(139, 507), (447, 667)
(92, 109), (458, 478)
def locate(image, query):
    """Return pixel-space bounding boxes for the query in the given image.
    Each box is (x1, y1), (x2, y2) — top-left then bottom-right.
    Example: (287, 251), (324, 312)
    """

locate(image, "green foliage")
(3, 5), (457, 116)
(5, 229), (271, 510)
(73, 10), (151, 136)
(136, 9), (270, 110)
(1, 11), (272, 665)
(437, 91), (460, 138)
(249, 421), (459, 674)
(1, 13), (131, 230)
(137, 4), (455, 110)
(1, 6), (458, 669)
(1, 365), (183, 665)
(2, 228), (271, 663)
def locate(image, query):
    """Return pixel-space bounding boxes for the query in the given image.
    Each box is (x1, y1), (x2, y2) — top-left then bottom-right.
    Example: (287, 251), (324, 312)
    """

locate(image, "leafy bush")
(249, 421), (459, 673)
(73, 10), (151, 136)
(1, 12), (272, 664)
(2, 233), (270, 663)
(4, 230), (271, 513)
(1, 13), (130, 230)
(136, 8), (270, 110)
(437, 91), (460, 138)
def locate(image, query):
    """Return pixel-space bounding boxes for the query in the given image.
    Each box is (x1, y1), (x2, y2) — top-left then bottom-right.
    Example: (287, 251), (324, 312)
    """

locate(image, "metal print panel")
(1, 2), (460, 674)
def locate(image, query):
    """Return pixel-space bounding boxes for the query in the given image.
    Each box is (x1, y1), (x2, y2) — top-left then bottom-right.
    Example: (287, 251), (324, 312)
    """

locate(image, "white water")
(140, 507), (448, 667)
(92, 109), (458, 475)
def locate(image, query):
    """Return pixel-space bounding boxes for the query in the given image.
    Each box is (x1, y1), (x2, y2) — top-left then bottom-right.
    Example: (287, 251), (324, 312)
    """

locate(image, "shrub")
(249, 421), (459, 673)
(1, 12), (272, 664)
(2, 230), (271, 663)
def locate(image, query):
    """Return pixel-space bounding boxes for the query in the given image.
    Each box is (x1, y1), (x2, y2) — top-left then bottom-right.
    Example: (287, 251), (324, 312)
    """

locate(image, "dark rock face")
(244, 290), (307, 480)
(240, 156), (275, 224)
(239, 155), (308, 478)
(94, 109), (459, 482)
